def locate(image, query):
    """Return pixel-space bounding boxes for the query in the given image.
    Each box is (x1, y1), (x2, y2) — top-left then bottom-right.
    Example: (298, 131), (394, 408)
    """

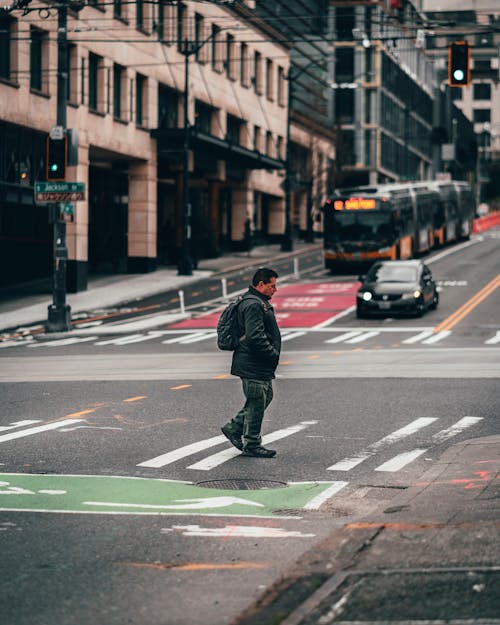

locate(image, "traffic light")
(46, 136), (67, 181)
(448, 41), (471, 87)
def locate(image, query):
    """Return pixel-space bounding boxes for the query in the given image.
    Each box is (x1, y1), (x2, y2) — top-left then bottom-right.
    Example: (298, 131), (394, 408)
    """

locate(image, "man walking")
(221, 267), (281, 458)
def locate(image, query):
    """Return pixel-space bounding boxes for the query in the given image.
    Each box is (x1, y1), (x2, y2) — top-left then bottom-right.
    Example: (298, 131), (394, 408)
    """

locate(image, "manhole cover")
(196, 479), (287, 490)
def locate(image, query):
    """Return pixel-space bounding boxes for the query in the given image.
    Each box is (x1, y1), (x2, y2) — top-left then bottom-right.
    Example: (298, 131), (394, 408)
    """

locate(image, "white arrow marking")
(0, 420), (42, 432)
(83, 497), (265, 510)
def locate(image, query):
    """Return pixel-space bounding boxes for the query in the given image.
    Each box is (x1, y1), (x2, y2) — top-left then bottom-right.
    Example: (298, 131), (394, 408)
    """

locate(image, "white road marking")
(187, 421), (319, 471)
(402, 331), (434, 344)
(375, 449), (428, 472)
(180, 332), (217, 344)
(281, 331), (307, 342)
(375, 416), (483, 472)
(421, 331), (451, 344)
(302, 481), (349, 510)
(325, 331), (362, 344)
(313, 307), (356, 328)
(327, 418), (437, 471)
(0, 419), (84, 443)
(345, 331), (380, 344)
(84, 496), (264, 510)
(0, 420), (42, 432)
(137, 435), (226, 468)
(162, 332), (211, 344)
(430, 416), (483, 444)
(94, 331), (167, 346)
(164, 525), (316, 538)
(28, 337), (98, 347)
(485, 331), (500, 345)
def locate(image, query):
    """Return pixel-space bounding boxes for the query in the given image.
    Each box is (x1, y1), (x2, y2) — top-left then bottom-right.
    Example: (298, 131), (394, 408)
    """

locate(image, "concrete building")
(0, 1), (293, 291)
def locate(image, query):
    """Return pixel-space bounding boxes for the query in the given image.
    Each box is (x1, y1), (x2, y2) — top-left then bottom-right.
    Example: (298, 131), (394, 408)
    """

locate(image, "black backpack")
(216, 295), (263, 351)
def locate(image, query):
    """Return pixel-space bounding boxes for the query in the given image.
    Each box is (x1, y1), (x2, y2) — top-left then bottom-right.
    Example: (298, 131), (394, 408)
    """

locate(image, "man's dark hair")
(252, 267), (278, 286)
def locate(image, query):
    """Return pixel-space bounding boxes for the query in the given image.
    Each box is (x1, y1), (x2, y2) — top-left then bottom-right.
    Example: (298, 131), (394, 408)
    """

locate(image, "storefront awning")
(152, 128), (284, 171)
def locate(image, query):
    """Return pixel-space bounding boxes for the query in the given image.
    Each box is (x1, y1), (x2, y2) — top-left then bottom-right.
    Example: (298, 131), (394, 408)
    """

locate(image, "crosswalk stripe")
(485, 331), (500, 345)
(375, 449), (427, 472)
(325, 331), (361, 344)
(345, 331), (380, 343)
(187, 421), (319, 471)
(327, 417), (437, 471)
(180, 332), (217, 344)
(402, 331), (434, 344)
(162, 332), (212, 344)
(137, 435), (226, 468)
(421, 331), (451, 344)
(281, 331), (307, 342)
(0, 419), (84, 443)
(374, 416), (483, 472)
(95, 334), (145, 346)
(28, 336), (98, 347)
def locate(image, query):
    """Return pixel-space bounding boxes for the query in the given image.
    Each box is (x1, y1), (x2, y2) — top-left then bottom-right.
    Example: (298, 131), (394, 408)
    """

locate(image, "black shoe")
(221, 426), (243, 451)
(241, 446), (276, 458)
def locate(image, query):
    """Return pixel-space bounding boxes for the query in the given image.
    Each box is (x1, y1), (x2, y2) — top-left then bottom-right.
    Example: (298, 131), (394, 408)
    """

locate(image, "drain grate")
(196, 479), (287, 490)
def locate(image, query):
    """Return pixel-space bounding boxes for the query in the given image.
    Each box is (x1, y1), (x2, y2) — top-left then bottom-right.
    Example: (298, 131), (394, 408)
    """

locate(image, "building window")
(113, 64), (125, 119)
(227, 114), (241, 145)
(266, 59), (274, 100)
(277, 66), (285, 106)
(254, 51), (263, 94)
(473, 109), (491, 123)
(177, 2), (185, 52)
(30, 27), (46, 92)
(158, 83), (178, 129)
(473, 83), (491, 100)
(114, 0), (123, 19)
(335, 48), (354, 82)
(136, 0), (144, 30)
(158, 2), (175, 45)
(474, 59), (491, 71)
(136, 73), (146, 126)
(277, 136), (284, 160)
(195, 100), (214, 134)
(240, 43), (249, 86)
(194, 13), (205, 62)
(254, 125), (261, 152)
(335, 7), (355, 41)
(0, 15), (13, 81)
(335, 89), (354, 124)
(226, 33), (236, 79)
(89, 53), (103, 112)
(266, 131), (273, 157)
(211, 24), (222, 71)
(67, 43), (78, 104)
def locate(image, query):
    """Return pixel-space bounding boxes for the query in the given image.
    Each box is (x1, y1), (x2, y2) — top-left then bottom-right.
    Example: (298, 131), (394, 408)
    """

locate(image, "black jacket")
(231, 286), (281, 380)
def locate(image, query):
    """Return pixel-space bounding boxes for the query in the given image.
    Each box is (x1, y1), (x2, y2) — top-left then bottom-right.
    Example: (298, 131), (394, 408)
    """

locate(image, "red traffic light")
(448, 41), (471, 87)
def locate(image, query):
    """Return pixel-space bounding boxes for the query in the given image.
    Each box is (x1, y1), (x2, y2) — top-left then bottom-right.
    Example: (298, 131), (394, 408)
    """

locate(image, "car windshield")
(368, 265), (418, 283)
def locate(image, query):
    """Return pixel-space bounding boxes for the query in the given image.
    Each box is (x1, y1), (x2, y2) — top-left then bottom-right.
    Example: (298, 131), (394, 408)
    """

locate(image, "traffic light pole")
(46, 0), (71, 331)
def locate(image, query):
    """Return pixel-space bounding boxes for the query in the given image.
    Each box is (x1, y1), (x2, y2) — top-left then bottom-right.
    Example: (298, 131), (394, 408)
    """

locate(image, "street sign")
(50, 125), (65, 140)
(60, 203), (74, 222)
(35, 181), (85, 203)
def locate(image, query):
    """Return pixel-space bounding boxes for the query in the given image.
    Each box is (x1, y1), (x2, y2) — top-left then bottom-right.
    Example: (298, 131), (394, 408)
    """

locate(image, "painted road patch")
(169, 282), (358, 330)
(0, 474), (346, 517)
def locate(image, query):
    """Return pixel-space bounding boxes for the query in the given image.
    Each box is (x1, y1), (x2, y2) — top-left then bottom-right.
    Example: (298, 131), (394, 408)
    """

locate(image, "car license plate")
(379, 301), (391, 309)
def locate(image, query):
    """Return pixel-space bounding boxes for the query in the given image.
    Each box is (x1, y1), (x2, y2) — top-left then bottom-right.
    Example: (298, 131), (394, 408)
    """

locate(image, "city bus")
(322, 180), (475, 270)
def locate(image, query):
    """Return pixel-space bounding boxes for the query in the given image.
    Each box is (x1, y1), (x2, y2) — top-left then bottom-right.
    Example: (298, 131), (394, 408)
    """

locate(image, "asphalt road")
(0, 230), (499, 625)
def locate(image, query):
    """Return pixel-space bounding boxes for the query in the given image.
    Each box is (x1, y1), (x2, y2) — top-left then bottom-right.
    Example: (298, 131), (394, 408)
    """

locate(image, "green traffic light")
(453, 69), (465, 81)
(50, 164), (59, 171)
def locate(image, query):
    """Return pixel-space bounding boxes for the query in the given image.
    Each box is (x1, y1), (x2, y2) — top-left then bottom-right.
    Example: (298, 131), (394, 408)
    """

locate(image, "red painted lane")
(169, 282), (358, 329)
(277, 282), (359, 295)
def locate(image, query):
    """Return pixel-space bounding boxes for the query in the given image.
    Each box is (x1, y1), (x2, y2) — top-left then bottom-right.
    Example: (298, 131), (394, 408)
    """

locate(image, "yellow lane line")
(434, 273), (500, 333)
(123, 396), (147, 403)
(115, 561), (268, 571)
(170, 384), (192, 390)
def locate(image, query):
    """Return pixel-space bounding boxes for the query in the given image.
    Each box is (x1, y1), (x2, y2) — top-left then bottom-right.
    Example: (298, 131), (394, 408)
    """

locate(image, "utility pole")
(46, 0), (71, 331)
(177, 37), (194, 276)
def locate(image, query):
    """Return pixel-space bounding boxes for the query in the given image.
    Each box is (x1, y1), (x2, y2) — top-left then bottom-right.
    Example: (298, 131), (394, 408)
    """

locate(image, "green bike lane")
(0, 473), (348, 518)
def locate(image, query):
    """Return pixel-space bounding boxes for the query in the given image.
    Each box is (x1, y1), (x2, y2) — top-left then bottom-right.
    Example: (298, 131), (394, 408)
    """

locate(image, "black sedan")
(356, 259), (439, 318)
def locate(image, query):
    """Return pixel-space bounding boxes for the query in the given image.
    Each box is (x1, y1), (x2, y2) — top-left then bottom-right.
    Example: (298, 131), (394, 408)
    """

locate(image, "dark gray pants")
(225, 378), (273, 449)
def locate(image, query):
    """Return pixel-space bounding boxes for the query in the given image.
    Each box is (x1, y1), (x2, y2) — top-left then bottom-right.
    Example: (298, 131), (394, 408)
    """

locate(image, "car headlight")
(358, 291), (372, 301)
(402, 290), (422, 300)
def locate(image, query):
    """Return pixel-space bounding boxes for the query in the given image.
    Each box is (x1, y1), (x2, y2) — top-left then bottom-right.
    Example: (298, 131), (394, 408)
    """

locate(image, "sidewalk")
(233, 435), (500, 625)
(0, 242), (321, 333)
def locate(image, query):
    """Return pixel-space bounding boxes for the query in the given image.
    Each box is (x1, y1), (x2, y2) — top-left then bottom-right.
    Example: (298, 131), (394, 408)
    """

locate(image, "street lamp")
(282, 60), (320, 252)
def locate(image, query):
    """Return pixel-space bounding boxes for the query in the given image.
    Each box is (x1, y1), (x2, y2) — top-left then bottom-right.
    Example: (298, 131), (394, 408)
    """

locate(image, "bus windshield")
(332, 212), (393, 241)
